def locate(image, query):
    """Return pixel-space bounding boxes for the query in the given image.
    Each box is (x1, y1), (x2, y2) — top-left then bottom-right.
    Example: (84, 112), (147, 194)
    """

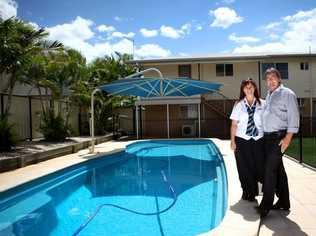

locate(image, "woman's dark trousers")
(235, 137), (265, 198)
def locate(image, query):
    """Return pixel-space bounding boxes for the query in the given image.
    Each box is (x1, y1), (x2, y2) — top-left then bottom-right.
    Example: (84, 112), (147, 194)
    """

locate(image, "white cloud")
(181, 23), (191, 34)
(0, 0), (17, 20)
(113, 16), (133, 22)
(195, 24), (203, 31)
(160, 23), (191, 39)
(233, 42), (286, 54)
(229, 33), (260, 43)
(45, 16), (171, 61)
(114, 16), (122, 22)
(97, 24), (115, 33)
(269, 33), (279, 40)
(178, 52), (189, 57)
(135, 44), (171, 58)
(233, 8), (316, 54)
(283, 8), (316, 21)
(47, 16), (94, 42)
(222, 0), (235, 4)
(111, 31), (135, 39)
(160, 25), (181, 39)
(209, 7), (243, 29)
(28, 22), (40, 30)
(140, 28), (158, 37)
(261, 22), (282, 31)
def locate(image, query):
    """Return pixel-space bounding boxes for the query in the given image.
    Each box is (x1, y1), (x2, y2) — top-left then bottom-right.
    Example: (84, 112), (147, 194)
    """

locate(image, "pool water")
(0, 140), (228, 236)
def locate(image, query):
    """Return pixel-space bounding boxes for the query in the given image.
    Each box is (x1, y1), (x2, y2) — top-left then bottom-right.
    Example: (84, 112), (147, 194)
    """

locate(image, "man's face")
(266, 73), (280, 92)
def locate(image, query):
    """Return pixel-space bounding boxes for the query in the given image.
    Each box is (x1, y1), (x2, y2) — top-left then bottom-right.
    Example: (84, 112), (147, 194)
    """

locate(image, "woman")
(230, 78), (265, 201)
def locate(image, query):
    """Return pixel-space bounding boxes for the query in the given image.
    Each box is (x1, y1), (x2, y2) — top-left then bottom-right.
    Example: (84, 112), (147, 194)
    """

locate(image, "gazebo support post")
(167, 104), (170, 138)
(198, 103), (201, 137)
(136, 105), (139, 139)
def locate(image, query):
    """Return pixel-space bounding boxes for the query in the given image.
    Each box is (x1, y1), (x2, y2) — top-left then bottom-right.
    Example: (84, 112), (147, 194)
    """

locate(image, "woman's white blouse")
(230, 98), (265, 140)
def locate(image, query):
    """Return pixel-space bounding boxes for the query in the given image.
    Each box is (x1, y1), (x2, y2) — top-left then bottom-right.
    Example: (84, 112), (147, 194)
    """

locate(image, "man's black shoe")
(271, 202), (290, 211)
(254, 206), (269, 218)
(254, 206), (261, 213)
(260, 208), (269, 218)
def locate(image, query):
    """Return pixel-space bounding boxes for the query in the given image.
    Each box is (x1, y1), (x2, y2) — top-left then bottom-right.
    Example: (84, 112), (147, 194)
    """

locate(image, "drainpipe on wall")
(258, 61), (262, 96)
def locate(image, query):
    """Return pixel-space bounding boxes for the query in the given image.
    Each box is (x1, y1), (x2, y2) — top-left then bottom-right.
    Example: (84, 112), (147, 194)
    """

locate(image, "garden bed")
(0, 134), (113, 173)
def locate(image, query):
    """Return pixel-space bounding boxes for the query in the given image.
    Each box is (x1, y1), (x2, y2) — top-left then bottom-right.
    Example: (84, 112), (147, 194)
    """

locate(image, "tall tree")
(0, 17), (61, 117)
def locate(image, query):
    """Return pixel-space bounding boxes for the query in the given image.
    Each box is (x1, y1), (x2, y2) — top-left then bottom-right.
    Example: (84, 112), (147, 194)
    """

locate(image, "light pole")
(124, 37), (134, 59)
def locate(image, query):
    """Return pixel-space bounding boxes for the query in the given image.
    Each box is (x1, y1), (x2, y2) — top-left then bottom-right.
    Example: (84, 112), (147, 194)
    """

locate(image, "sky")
(1, 0), (316, 62)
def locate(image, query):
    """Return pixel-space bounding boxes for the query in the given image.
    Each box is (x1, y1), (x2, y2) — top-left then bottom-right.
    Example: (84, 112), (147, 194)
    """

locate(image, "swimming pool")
(0, 139), (228, 236)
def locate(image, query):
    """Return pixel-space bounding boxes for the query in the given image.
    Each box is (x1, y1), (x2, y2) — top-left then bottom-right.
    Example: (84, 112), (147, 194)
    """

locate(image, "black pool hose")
(72, 170), (177, 236)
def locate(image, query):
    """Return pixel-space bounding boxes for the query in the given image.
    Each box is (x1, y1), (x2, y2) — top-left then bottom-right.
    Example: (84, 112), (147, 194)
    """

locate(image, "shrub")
(40, 111), (71, 141)
(0, 115), (17, 151)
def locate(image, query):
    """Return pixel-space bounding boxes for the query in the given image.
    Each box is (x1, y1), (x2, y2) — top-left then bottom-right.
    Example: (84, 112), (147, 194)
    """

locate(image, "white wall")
(143, 58), (316, 100)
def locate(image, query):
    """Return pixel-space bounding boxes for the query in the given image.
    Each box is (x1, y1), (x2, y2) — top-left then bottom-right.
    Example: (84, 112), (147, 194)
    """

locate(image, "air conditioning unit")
(182, 125), (195, 137)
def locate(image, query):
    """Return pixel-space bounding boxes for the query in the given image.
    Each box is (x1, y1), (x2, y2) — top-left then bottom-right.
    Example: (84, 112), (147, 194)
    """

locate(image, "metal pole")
(90, 88), (101, 153)
(124, 37), (135, 59)
(133, 107), (136, 135)
(136, 105), (139, 139)
(0, 94), (3, 115)
(140, 106), (143, 139)
(28, 97), (33, 141)
(132, 38), (135, 60)
(299, 110), (303, 163)
(167, 104), (170, 138)
(124, 68), (163, 79)
(198, 103), (201, 137)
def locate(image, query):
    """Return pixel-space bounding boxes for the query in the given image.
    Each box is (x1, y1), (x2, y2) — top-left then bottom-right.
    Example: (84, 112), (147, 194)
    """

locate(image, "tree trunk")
(4, 75), (16, 117)
(37, 85), (46, 116)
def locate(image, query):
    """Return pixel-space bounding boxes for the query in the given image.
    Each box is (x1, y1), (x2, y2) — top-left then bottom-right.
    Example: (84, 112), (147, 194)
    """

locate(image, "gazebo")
(90, 68), (222, 152)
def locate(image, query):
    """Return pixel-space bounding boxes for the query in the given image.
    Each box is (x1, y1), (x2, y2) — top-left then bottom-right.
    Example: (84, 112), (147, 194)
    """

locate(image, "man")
(259, 67), (300, 218)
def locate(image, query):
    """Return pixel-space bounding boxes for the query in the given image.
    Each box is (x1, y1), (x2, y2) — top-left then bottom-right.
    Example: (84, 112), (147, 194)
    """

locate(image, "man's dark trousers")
(260, 131), (290, 210)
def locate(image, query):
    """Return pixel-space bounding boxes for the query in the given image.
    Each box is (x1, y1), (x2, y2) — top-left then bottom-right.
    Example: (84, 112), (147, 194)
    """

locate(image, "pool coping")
(1, 138), (315, 235)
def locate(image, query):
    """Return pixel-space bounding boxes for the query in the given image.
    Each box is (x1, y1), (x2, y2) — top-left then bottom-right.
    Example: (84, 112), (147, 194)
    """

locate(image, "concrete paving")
(0, 139), (315, 235)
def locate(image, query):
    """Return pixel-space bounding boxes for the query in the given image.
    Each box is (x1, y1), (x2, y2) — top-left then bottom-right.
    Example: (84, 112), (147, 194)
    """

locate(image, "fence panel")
(1, 94), (80, 141)
(6, 95), (30, 140)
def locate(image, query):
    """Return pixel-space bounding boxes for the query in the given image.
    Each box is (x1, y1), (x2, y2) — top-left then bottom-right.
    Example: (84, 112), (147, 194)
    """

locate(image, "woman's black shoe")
(247, 195), (256, 202)
(242, 192), (248, 200)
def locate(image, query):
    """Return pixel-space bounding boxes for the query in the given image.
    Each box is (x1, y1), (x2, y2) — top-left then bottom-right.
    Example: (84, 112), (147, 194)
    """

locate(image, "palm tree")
(0, 18), (61, 117)
(0, 18), (62, 148)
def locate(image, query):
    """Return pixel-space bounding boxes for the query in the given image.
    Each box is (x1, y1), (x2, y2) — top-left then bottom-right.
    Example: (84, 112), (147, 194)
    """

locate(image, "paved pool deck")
(0, 139), (315, 236)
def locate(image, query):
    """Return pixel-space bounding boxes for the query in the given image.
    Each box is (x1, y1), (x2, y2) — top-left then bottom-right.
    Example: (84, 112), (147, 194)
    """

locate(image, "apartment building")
(130, 53), (316, 138)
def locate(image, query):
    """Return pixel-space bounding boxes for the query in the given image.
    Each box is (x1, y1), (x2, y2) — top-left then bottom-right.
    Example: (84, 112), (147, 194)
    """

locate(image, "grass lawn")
(286, 137), (316, 167)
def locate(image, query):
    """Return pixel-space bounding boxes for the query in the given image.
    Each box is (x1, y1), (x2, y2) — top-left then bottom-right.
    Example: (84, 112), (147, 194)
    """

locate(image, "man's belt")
(263, 130), (287, 138)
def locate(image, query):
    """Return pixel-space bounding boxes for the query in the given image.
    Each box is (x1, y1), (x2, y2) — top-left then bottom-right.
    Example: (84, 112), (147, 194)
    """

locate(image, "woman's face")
(243, 83), (255, 97)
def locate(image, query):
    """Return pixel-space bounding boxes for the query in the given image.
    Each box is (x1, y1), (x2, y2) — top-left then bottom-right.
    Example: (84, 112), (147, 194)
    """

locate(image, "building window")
(180, 104), (198, 119)
(300, 62), (309, 70)
(178, 64), (191, 78)
(216, 64), (233, 77)
(276, 63), (288, 80)
(261, 62), (288, 79)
